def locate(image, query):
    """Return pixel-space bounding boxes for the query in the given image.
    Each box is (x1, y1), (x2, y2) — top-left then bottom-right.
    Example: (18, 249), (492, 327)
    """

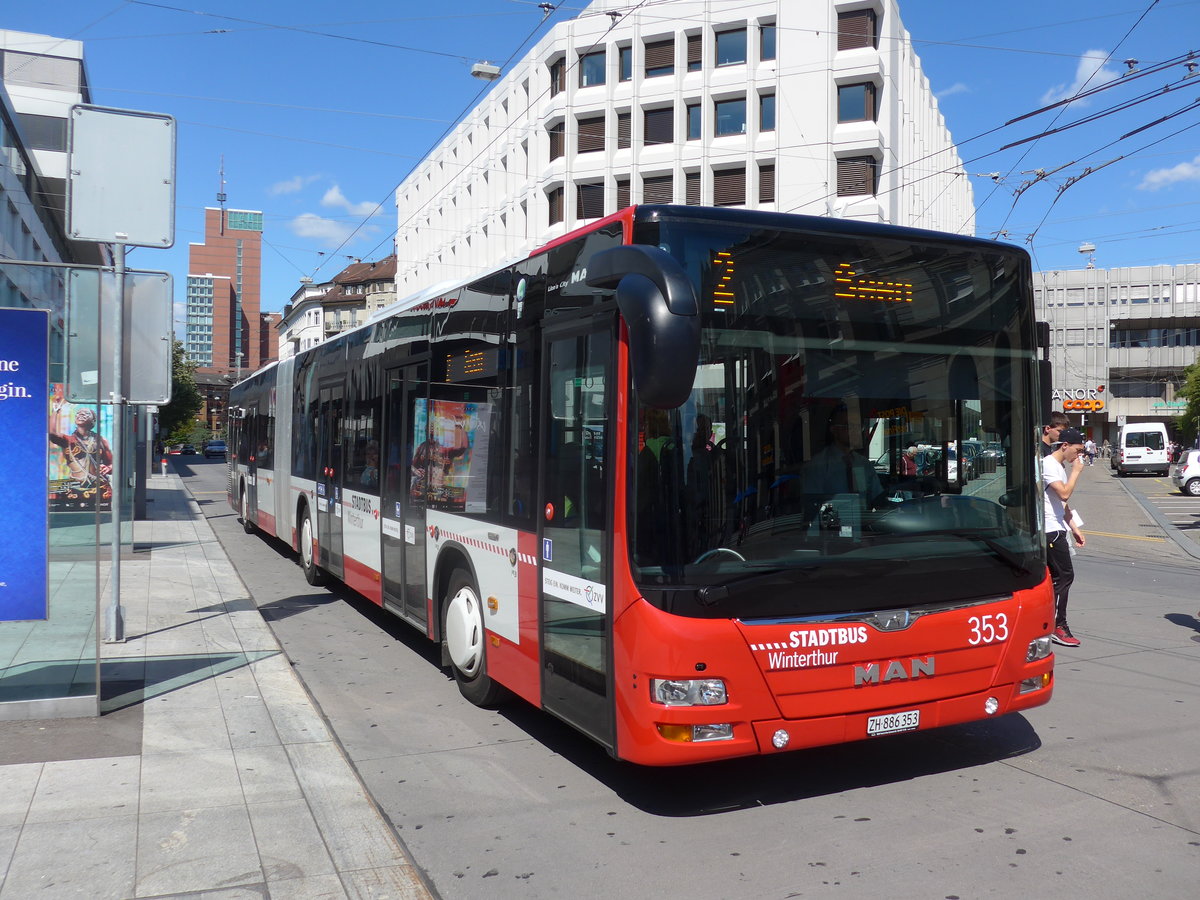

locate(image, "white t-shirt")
(1042, 454), (1068, 533)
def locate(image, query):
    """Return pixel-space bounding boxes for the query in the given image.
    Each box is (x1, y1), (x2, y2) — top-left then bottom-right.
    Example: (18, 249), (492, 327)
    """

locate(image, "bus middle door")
(316, 380), (345, 578)
(380, 363), (429, 627)
(538, 320), (615, 750)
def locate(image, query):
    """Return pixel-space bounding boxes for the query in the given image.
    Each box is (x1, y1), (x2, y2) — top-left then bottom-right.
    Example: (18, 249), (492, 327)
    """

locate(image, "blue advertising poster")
(0, 308), (49, 622)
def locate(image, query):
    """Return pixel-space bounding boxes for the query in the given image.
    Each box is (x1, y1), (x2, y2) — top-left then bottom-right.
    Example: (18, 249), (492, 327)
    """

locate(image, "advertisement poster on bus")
(48, 382), (114, 513)
(1, 308), (49, 621)
(409, 399), (492, 513)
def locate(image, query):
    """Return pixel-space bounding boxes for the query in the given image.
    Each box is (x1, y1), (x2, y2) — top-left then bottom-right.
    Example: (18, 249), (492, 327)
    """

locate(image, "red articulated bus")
(228, 205), (1055, 765)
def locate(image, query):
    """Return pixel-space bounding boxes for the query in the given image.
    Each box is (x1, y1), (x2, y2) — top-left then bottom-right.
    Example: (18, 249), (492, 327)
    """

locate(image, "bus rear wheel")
(298, 507), (325, 586)
(443, 568), (506, 707)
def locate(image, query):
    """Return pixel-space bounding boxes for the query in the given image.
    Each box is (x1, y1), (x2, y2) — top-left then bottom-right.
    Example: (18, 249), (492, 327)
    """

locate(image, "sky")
(5, 0), (1200, 323)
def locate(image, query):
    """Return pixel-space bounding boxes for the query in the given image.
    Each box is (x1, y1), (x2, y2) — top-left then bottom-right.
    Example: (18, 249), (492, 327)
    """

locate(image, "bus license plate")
(867, 710), (920, 736)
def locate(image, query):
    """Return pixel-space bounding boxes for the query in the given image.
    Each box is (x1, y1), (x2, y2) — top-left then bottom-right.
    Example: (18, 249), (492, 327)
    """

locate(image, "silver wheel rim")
(301, 515), (314, 569)
(445, 584), (483, 677)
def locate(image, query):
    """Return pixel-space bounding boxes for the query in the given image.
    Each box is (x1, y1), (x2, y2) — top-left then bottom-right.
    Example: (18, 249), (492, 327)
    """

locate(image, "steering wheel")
(693, 547), (747, 565)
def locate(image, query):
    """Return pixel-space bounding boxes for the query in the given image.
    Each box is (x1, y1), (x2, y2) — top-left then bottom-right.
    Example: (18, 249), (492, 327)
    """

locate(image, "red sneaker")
(1051, 625), (1081, 648)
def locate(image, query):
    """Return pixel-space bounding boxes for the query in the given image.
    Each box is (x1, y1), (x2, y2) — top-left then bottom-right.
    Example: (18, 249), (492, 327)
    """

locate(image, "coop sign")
(1053, 388), (1105, 412)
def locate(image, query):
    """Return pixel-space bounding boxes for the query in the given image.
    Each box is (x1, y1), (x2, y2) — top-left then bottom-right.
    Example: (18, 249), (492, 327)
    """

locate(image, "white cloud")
(935, 82), (970, 100)
(321, 184), (384, 217)
(1041, 49), (1121, 106)
(269, 174), (320, 196)
(1139, 154), (1200, 191)
(288, 213), (360, 246)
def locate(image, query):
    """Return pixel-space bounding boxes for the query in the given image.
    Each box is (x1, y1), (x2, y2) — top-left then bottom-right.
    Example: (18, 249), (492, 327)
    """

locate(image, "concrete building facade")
(394, 0), (972, 298)
(1035, 263), (1200, 443)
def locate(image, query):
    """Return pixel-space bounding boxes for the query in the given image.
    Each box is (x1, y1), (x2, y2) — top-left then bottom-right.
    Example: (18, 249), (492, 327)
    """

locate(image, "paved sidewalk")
(0, 472), (433, 900)
(1068, 460), (1199, 565)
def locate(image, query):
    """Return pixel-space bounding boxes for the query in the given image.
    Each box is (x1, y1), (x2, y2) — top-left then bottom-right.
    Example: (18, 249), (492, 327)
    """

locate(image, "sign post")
(68, 104), (175, 643)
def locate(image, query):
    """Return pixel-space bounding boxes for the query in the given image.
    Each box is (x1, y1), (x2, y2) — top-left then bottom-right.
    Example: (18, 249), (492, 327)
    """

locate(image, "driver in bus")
(802, 402), (885, 510)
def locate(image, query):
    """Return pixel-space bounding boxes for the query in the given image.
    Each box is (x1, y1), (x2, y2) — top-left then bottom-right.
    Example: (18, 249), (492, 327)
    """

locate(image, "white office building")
(1034, 264), (1200, 442)
(395, 0), (973, 298)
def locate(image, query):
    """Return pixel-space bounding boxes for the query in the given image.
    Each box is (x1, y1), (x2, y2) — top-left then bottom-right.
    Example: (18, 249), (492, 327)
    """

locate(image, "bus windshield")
(629, 215), (1043, 616)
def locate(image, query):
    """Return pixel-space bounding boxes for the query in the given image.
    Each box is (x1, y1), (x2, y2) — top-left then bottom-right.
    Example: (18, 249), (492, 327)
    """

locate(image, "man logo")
(854, 657), (935, 686)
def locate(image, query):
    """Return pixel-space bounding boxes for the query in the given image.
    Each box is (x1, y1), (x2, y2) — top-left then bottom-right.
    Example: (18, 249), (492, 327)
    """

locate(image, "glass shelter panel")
(1, 262), (101, 717)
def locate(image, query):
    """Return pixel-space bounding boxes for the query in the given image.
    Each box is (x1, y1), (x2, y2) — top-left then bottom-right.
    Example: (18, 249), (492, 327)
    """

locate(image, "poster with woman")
(409, 399), (492, 512)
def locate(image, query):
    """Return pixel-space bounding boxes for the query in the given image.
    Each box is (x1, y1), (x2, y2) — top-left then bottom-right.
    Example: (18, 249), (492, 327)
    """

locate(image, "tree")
(1174, 359), (1200, 447)
(157, 340), (202, 442)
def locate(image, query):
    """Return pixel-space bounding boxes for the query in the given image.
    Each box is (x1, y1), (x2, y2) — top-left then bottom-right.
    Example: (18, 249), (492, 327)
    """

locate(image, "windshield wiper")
(694, 558), (907, 605)
(892, 529), (1034, 576)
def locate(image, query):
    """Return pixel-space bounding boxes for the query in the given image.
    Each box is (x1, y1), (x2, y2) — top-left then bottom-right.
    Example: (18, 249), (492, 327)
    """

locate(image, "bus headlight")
(651, 678), (728, 706)
(1026, 636), (1053, 662)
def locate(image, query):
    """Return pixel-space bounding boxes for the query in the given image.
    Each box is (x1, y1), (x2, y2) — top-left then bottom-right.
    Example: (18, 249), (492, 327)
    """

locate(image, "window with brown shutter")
(713, 167), (746, 206)
(836, 156), (878, 196)
(548, 187), (564, 224)
(577, 182), (604, 219)
(642, 174), (673, 204)
(643, 106), (674, 145)
(548, 122), (564, 161)
(617, 111), (631, 149)
(644, 39), (674, 77)
(549, 58), (566, 95)
(759, 164), (775, 203)
(686, 33), (702, 71)
(685, 171), (701, 205)
(837, 10), (878, 51)
(616, 178), (631, 209)
(578, 115), (605, 153)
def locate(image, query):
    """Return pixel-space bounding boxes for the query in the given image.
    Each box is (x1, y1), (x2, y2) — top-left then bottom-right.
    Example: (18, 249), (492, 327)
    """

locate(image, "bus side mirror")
(586, 245), (700, 409)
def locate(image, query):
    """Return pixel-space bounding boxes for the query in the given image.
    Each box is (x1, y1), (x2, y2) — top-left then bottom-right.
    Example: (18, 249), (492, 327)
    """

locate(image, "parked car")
(204, 440), (227, 459)
(180, 444), (196, 455)
(1114, 422), (1170, 476)
(1171, 448), (1200, 496)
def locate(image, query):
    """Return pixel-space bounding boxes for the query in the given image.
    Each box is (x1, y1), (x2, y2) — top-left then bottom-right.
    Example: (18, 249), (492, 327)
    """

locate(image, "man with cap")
(1043, 426), (1087, 647)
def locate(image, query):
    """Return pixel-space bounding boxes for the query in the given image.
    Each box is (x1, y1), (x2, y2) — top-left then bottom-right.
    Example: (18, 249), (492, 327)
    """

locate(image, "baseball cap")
(1057, 427), (1085, 445)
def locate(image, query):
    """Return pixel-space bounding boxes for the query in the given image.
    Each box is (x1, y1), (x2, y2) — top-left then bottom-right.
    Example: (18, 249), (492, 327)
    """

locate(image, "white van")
(1114, 422), (1171, 476)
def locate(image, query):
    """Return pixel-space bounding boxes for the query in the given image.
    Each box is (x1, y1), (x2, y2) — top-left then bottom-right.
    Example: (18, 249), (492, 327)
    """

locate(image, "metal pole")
(105, 242), (126, 643)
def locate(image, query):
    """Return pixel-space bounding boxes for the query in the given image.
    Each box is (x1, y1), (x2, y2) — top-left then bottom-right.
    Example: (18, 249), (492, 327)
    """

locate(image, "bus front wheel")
(443, 568), (506, 708)
(298, 507), (325, 586)
(240, 486), (255, 534)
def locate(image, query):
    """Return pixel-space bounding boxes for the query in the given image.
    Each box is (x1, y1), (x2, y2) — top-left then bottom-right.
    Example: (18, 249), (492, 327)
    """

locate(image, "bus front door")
(316, 381), (345, 578)
(380, 364), (429, 627)
(539, 323), (614, 749)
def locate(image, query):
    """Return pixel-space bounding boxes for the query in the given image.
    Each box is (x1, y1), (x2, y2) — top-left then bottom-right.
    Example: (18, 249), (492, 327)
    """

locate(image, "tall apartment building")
(186, 207), (272, 377)
(394, 0), (972, 298)
(1034, 263), (1200, 442)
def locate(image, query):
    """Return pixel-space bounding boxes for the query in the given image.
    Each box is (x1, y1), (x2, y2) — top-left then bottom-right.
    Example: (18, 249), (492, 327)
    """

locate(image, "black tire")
(298, 506), (326, 586)
(239, 486), (255, 534)
(1185, 479), (1200, 498)
(442, 568), (506, 707)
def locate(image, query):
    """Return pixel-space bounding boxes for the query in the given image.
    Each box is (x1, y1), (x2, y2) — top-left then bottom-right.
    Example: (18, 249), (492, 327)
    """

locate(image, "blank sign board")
(67, 105), (175, 248)
(66, 268), (173, 405)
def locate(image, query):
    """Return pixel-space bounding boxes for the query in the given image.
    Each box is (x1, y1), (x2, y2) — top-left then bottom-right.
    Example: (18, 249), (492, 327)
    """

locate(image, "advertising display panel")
(0, 308), (49, 622)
